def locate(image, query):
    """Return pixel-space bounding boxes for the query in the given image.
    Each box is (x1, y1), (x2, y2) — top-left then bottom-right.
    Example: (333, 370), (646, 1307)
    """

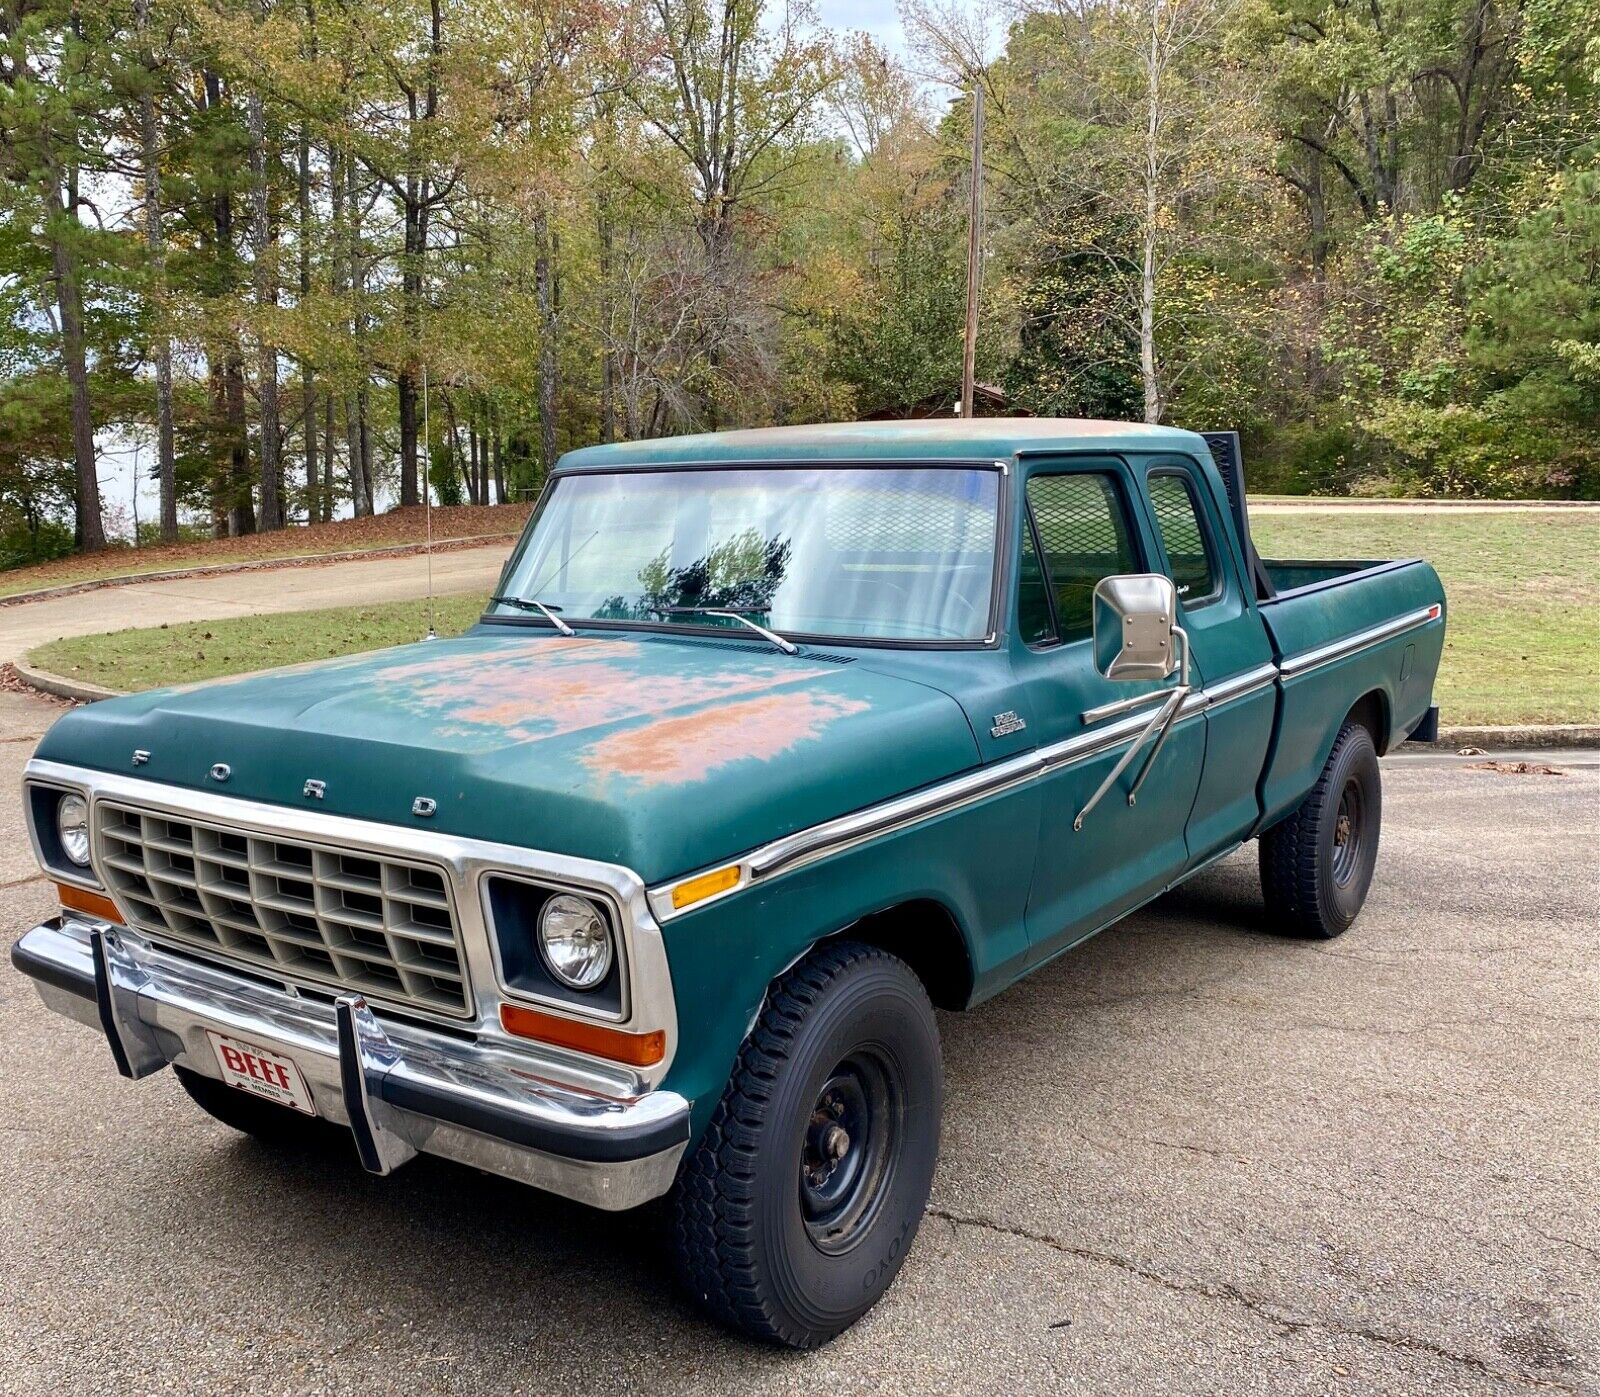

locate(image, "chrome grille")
(94, 801), (471, 1017)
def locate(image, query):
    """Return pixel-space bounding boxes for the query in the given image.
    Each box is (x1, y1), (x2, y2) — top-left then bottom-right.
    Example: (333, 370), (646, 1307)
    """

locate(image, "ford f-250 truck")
(12, 420), (1445, 1347)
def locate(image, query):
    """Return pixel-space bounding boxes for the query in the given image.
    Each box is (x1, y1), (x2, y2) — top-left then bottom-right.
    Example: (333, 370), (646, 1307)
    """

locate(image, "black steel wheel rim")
(1332, 778), (1365, 886)
(799, 1051), (899, 1255)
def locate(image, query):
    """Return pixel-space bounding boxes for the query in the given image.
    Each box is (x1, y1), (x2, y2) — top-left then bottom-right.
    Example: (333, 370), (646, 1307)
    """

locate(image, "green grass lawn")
(26, 511), (1600, 723)
(1252, 512), (1598, 725)
(29, 593), (488, 692)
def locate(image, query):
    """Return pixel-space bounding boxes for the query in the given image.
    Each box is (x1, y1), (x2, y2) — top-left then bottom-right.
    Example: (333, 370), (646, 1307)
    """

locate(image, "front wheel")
(670, 941), (942, 1348)
(1259, 719), (1382, 938)
(173, 1064), (334, 1150)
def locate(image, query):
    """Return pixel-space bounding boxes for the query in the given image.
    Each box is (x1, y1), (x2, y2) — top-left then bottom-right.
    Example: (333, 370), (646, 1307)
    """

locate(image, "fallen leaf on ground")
(1466, 760), (1566, 776)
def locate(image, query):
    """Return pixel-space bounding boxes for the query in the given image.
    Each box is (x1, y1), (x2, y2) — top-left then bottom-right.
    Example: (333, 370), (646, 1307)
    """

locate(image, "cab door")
(1012, 457), (1206, 960)
(1136, 455), (1276, 866)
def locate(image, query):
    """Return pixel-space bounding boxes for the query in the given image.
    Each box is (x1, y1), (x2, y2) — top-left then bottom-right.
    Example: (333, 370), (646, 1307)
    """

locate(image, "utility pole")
(961, 82), (984, 419)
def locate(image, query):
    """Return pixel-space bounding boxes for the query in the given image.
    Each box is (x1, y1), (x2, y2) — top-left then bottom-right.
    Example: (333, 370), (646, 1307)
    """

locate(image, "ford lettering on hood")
(34, 631), (982, 883)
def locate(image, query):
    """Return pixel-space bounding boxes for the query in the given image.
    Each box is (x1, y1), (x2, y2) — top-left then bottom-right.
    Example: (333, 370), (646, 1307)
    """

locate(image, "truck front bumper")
(12, 917), (691, 1211)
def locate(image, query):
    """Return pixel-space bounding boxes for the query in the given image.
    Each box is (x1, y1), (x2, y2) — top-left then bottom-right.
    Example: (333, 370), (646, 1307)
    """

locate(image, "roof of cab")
(555, 418), (1211, 471)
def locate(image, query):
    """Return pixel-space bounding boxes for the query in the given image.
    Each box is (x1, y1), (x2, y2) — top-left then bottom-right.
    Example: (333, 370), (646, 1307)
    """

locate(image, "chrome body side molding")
(1276, 605), (1440, 679)
(648, 606), (1437, 922)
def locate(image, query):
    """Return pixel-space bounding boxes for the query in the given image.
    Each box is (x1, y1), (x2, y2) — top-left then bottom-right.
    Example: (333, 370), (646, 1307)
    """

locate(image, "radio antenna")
(422, 365), (437, 641)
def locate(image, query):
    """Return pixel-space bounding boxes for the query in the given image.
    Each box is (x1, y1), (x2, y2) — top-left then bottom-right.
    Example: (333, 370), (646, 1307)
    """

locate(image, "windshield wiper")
(489, 596), (576, 637)
(662, 606), (799, 656)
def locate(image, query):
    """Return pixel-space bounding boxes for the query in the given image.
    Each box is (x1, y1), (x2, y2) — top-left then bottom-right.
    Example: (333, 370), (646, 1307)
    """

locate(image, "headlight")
(537, 893), (613, 990)
(56, 794), (90, 867)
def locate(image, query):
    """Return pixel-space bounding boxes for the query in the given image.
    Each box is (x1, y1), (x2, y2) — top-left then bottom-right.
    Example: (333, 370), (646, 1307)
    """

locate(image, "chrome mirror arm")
(1074, 628), (1191, 832)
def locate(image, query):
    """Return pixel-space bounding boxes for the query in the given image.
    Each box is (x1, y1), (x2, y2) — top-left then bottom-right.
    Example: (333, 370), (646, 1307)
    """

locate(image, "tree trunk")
(358, 383), (374, 511)
(48, 218), (106, 551)
(443, 395), (467, 503)
(199, 70), (253, 535)
(246, 87), (282, 531)
(346, 151), (374, 515)
(597, 196), (615, 443)
(298, 119), (315, 525)
(298, 0), (318, 519)
(321, 393), (336, 523)
(1139, 12), (1162, 425)
(492, 424), (504, 504)
(327, 137), (346, 522)
(135, 0), (178, 542)
(225, 355), (255, 536)
(535, 211), (558, 477)
(397, 183), (422, 508)
(206, 361), (229, 537)
(344, 393), (366, 515)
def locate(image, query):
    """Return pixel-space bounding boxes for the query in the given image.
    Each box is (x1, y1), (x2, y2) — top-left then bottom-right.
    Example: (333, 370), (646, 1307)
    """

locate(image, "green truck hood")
(34, 632), (982, 885)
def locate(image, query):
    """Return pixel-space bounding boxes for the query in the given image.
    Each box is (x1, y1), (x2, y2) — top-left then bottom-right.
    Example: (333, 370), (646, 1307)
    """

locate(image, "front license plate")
(205, 1030), (316, 1115)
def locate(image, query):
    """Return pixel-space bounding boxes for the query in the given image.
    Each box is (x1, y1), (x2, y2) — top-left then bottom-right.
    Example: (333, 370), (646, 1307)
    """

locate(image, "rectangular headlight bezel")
(23, 779), (104, 891)
(480, 871), (629, 1022)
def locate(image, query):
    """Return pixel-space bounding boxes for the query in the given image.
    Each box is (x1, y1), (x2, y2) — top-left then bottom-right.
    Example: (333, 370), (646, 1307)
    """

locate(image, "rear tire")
(670, 941), (942, 1348)
(1260, 720), (1382, 938)
(173, 1064), (332, 1149)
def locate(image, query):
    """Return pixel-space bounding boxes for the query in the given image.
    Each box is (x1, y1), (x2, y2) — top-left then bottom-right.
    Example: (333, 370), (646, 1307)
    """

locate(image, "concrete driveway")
(0, 543), (512, 669)
(1, 683), (1594, 1394)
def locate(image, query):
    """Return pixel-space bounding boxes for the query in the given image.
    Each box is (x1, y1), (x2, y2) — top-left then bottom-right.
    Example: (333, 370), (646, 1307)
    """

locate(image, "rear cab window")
(1147, 469), (1221, 606)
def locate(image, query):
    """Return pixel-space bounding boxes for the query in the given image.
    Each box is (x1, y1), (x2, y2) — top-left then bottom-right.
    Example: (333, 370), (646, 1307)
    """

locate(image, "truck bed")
(1252, 555), (1447, 826)
(1261, 557), (1423, 597)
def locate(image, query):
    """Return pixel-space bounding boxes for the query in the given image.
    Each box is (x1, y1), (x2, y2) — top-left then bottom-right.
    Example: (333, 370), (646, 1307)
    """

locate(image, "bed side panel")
(1257, 561), (1446, 826)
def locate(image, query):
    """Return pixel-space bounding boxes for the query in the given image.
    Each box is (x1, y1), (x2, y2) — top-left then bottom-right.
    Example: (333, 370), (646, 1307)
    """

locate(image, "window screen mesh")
(824, 486), (995, 555)
(1025, 474), (1137, 644)
(1148, 473), (1216, 601)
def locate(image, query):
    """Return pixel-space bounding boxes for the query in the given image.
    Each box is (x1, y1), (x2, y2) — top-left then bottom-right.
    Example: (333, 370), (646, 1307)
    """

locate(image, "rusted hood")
(35, 631), (983, 884)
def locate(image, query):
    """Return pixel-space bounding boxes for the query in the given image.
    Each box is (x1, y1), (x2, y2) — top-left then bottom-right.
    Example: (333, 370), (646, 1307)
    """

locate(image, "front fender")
(656, 775), (1040, 1142)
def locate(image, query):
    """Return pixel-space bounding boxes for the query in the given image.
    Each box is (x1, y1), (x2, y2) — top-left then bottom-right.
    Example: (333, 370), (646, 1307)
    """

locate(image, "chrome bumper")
(12, 917), (691, 1211)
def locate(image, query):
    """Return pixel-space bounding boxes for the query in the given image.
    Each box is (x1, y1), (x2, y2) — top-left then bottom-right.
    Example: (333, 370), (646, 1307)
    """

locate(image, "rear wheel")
(670, 941), (942, 1348)
(1260, 720), (1382, 938)
(173, 1064), (332, 1149)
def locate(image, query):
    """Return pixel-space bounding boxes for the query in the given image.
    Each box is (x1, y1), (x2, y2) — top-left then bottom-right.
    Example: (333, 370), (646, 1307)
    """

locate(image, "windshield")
(491, 466), (1001, 643)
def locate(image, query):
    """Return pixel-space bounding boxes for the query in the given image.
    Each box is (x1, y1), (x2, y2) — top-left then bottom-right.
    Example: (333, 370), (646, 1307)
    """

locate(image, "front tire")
(670, 941), (942, 1348)
(1259, 719), (1382, 938)
(173, 1064), (332, 1149)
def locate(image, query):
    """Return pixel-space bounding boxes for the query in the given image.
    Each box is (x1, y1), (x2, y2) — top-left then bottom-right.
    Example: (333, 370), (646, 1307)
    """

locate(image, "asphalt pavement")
(1, 684), (1595, 1395)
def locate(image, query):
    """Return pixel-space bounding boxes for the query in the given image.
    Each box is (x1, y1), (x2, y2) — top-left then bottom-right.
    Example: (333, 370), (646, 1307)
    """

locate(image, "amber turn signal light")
(55, 882), (123, 925)
(670, 863), (741, 910)
(499, 1002), (666, 1067)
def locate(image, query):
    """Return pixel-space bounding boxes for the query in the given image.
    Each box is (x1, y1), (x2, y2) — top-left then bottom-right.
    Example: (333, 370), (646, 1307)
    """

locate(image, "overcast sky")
(817, 0), (907, 52)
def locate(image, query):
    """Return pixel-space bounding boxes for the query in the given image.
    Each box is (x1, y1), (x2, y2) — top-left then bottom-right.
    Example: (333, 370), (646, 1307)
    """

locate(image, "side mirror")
(1092, 574), (1183, 682)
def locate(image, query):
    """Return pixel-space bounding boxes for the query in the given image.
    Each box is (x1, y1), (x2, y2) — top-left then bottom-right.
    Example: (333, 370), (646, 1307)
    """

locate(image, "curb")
(11, 661), (122, 704)
(15, 656), (1600, 750)
(0, 532), (516, 609)
(1433, 724), (1600, 750)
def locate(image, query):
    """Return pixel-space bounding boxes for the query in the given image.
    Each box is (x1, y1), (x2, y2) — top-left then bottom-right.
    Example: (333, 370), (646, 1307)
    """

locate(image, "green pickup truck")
(13, 420), (1445, 1347)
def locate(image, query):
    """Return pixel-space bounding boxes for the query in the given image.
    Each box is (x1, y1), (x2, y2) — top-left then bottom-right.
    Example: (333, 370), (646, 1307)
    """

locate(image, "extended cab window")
(1024, 473), (1138, 645)
(1148, 471), (1219, 603)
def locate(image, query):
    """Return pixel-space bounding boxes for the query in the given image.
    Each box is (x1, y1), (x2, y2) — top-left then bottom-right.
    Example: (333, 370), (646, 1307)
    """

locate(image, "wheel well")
(823, 899), (975, 1011)
(1345, 689), (1392, 753)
